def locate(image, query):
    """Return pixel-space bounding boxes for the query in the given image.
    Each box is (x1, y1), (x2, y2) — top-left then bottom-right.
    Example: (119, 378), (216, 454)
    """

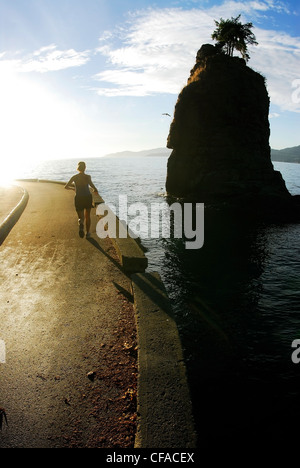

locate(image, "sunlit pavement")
(0, 181), (135, 448)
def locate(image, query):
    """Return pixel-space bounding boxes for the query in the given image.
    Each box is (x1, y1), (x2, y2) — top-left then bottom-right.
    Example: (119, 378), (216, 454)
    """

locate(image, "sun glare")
(0, 68), (91, 182)
(0, 157), (28, 187)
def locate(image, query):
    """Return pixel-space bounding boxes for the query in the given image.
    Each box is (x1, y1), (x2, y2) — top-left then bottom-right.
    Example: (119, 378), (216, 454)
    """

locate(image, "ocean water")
(17, 156), (300, 446)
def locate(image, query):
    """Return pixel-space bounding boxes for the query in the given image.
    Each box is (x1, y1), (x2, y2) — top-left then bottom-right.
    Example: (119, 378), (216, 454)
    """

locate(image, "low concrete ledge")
(111, 234), (148, 273)
(0, 187), (29, 246)
(97, 204), (148, 273)
(132, 272), (196, 448)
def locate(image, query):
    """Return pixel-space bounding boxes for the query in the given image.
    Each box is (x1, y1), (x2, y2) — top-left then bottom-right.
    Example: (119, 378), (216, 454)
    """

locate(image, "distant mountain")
(103, 147), (172, 158)
(271, 145), (300, 163)
(103, 145), (300, 163)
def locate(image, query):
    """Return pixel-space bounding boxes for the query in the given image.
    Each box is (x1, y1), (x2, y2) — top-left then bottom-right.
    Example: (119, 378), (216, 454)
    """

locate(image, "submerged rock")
(166, 44), (299, 220)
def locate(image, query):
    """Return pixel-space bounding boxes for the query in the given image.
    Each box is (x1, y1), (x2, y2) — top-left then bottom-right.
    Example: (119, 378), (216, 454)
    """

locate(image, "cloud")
(0, 44), (90, 74)
(94, 0), (300, 112)
(22, 45), (91, 73)
(94, 7), (214, 96)
(251, 28), (300, 111)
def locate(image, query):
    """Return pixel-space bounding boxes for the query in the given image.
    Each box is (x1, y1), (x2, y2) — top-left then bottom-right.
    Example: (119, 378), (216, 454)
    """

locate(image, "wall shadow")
(87, 237), (125, 274)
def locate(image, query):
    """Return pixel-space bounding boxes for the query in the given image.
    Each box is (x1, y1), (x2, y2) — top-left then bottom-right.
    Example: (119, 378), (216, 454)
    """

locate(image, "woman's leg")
(77, 210), (84, 225)
(77, 210), (85, 237)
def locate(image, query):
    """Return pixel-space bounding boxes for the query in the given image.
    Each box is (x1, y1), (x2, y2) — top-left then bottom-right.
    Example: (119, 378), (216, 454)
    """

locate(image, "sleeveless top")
(73, 174), (92, 197)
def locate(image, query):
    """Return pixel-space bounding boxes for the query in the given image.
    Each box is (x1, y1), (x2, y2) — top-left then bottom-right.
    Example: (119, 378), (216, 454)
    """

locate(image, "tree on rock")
(212, 14), (258, 61)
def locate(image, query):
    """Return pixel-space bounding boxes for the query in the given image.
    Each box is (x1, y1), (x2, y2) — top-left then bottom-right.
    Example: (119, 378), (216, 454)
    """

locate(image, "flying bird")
(162, 113), (171, 117)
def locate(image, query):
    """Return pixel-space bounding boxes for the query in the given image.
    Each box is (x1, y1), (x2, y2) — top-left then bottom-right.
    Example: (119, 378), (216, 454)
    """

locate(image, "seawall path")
(0, 181), (137, 448)
(0, 180), (196, 449)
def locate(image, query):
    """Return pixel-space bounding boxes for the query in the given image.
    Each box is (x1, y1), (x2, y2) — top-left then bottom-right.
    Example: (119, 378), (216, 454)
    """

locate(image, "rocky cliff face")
(166, 44), (293, 213)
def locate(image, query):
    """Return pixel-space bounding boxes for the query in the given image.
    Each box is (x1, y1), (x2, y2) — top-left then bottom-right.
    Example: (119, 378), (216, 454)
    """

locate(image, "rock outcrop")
(166, 44), (298, 218)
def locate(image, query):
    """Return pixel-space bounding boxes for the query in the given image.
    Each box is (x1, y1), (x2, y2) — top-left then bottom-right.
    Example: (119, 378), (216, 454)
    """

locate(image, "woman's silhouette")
(65, 162), (99, 238)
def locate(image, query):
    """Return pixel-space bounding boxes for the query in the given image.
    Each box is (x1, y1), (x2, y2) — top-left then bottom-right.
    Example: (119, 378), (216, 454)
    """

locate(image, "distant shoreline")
(272, 160), (299, 164)
(272, 146), (299, 164)
(103, 148), (172, 159)
(103, 146), (300, 164)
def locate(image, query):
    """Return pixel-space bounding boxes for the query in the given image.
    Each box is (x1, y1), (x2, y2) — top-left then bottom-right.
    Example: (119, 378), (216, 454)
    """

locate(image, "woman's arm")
(88, 176), (99, 194)
(65, 176), (75, 190)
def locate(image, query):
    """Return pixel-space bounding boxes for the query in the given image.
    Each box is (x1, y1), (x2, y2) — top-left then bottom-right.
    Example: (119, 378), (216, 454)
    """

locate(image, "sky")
(0, 0), (299, 170)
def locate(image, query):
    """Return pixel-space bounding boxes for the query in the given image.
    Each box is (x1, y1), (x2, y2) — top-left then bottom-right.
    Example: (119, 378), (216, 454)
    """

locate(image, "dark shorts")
(75, 194), (93, 212)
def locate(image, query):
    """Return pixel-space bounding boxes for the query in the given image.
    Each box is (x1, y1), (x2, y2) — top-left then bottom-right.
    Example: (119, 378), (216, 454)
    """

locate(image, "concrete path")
(0, 182), (137, 448)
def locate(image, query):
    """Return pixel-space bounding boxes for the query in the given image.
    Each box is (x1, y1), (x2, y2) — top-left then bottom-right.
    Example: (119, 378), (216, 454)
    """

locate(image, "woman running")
(65, 162), (99, 239)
